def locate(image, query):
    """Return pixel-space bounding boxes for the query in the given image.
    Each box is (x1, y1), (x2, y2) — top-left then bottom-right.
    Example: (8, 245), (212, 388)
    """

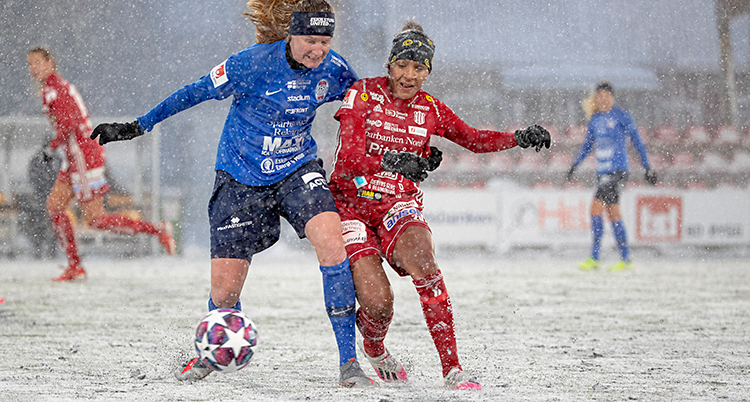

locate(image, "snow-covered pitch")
(1, 248), (748, 401)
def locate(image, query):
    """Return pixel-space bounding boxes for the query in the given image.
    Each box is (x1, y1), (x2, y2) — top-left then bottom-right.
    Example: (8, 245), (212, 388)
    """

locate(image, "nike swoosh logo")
(265, 89), (282, 96)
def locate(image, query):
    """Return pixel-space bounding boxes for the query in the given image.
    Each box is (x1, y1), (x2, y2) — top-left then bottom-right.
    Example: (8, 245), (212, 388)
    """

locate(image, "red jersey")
(42, 73), (105, 174)
(330, 76), (517, 197)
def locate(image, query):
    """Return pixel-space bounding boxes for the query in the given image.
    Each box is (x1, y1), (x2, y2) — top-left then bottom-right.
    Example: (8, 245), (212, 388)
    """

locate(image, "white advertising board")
(421, 187), (750, 249)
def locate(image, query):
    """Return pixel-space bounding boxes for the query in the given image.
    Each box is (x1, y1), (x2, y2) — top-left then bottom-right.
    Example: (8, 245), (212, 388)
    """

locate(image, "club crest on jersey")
(315, 79), (329, 102)
(414, 111), (426, 125)
(210, 61), (229, 88)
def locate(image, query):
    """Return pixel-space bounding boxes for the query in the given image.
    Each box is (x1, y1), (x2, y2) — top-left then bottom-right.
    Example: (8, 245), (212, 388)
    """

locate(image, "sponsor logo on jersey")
(353, 176), (368, 188)
(385, 109), (407, 120)
(286, 79), (311, 90)
(384, 121), (405, 133)
(341, 89), (357, 110)
(341, 220), (366, 245)
(210, 61), (229, 88)
(260, 157), (276, 173)
(302, 172), (328, 190)
(409, 103), (430, 111)
(373, 104), (383, 112)
(285, 107), (309, 115)
(413, 111), (426, 125)
(360, 92), (369, 102)
(287, 95), (310, 102)
(357, 189), (383, 201)
(265, 88), (282, 96)
(262, 134), (306, 156)
(366, 118), (383, 128)
(409, 126), (428, 137)
(370, 92), (385, 104)
(315, 79), (329, 102)
(383, 207), (423, 231)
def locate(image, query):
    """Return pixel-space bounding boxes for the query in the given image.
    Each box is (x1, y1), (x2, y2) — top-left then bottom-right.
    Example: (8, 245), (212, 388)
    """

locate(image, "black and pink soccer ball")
(194, 308), (258, 372)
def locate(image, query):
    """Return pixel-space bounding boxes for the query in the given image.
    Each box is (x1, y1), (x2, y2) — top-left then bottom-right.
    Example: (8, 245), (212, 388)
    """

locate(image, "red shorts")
(333, 190), (430, 276)
(58, 164), (110, 203)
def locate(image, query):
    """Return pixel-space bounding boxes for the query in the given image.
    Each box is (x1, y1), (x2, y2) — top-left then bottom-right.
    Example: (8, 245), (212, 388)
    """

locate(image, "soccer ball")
(194, 308), (258, 373)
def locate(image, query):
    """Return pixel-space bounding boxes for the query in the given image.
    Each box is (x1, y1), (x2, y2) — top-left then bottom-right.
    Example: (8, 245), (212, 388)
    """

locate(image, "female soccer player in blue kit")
(567, 81), (657, 271)
(91, 0), (375, 387)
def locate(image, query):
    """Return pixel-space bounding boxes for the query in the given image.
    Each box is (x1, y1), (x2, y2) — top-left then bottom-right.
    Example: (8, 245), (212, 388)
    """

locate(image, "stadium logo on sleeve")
(315, 79), (329, 102)
(210, 61), (229, 88)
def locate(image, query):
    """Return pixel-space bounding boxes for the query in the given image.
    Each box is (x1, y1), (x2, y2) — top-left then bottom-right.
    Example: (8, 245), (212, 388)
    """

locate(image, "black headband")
(596, 81), (614, 95)
(389, 30), (435, 71)
(289, 12), (335, 37)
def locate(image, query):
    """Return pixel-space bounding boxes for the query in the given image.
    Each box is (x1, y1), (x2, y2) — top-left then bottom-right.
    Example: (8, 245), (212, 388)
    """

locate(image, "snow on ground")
(1, 246), (749, 401)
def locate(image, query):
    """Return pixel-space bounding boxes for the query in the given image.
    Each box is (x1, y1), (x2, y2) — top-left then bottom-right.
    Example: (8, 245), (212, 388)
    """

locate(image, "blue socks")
(591, 215), (604, 260)
(208, 296), (242, 311)
(319, 258), (357, 366)
(612, 220), (630, 261)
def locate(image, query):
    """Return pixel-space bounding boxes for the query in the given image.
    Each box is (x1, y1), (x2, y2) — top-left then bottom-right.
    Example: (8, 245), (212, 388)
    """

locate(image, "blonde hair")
(582, 89), (596, 120)
(244, 0), (333, 44)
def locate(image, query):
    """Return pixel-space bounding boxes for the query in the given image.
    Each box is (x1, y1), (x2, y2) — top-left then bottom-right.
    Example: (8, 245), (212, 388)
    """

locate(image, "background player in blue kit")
(567, 81), (658, 271)
(91, 0), (375, 387)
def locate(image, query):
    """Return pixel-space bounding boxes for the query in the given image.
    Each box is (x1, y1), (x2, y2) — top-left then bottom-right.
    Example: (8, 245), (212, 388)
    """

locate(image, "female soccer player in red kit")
(329, 21), (551, 389)
(27, 47), (176, 282)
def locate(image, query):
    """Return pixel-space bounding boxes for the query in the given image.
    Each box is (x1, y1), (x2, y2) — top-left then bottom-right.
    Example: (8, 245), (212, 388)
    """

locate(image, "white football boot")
(364, 349), (408, 382)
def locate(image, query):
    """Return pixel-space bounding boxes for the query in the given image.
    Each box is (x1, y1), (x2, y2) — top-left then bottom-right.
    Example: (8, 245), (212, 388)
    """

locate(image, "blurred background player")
(26, 47), (176, 282)
(567, 81), (657, 271)
(91, 0), (375, 387)
(329, 21), (550, 389)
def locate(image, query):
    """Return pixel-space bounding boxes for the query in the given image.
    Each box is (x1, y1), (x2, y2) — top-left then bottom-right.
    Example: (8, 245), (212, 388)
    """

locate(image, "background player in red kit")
(27, 47), (176, 282)
(329, 22), (551, 389)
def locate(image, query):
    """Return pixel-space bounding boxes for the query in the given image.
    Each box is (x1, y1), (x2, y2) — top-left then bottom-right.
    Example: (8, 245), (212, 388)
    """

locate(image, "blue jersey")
(572, 106), (650, 175)
(138, 40), (358, 186)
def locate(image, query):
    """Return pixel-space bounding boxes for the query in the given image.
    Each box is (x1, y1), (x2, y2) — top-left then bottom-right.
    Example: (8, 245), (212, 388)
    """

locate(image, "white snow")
(1, 248), (748, 401)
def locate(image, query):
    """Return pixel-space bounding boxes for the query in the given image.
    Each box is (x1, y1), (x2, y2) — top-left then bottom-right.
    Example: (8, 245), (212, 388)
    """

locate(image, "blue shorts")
(594, 170), (629, 204)
(208, 160), (336, 260)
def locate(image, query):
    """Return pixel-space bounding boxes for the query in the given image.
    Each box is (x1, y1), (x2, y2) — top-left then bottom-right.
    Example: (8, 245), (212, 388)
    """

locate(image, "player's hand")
(645, 168), (658, 185)
(426, 146), (442, 171)
(566, 166), (576, 182)
(515, 124), (551, 152)
(41, 146), (56, 162)
(90, 120), (144, 145)
(382, 151), (430, 182)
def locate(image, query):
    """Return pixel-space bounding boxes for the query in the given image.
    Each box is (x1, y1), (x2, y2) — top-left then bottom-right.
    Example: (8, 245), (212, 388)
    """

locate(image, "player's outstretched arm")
(514, 124), (551, 152)
(90, 120), (144, 145)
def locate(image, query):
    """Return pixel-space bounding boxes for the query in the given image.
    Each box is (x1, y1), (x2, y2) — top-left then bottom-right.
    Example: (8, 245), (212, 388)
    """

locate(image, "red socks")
(356, 308), (392, 358)
(89, 214), (158, 236)
(48, 209), (80, 268)
(413, 270), (460, 377)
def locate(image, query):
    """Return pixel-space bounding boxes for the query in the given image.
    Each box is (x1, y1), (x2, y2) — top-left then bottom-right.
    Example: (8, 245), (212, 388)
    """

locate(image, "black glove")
(381, 152), (429, 182)
(90, 120), (144, 145)
(645, 168), (657, 185)
(426, 146), (442, 171)
(41, 146), (56, 162)
(566, 166), (576, 182)
(514, 124), (551, 152)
